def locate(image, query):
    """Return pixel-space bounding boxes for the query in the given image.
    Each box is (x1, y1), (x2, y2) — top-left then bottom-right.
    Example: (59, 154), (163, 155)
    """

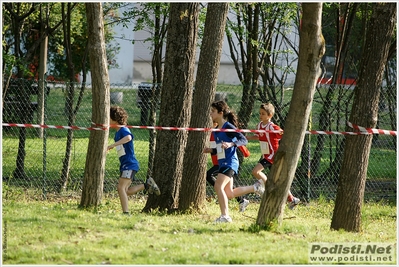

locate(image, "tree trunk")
(59, 3), (78, 192)
(237, 4), (260, 128)
(80, 3), (110, 208)
(179, 3), (229, 211)
(7, 4), (35, 180)
(12, 79), (31, 180)
(147, 4), (167, 179)
(226, 4), (260, 129)
(331, 3), (396, 232)
(257, 3), (324, 227)
(143, 3), (199, 212)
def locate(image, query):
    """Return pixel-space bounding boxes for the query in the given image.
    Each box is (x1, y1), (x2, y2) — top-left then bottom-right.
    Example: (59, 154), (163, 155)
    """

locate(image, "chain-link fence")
(2, 78), (397, 203)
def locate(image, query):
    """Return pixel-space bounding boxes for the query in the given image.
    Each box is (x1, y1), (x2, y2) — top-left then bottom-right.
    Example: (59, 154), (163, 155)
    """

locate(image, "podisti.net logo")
(308, 242), (396, 264)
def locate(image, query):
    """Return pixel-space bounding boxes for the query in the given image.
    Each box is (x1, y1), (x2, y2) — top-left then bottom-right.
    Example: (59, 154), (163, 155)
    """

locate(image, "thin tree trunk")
(59, 3), (77, 192)
(80, 3), (110, 208)
(7, 3), (35, 180)
(13, 79), (31, 180)
(147, 4), (166, 179)
(257, 3), (324, 227)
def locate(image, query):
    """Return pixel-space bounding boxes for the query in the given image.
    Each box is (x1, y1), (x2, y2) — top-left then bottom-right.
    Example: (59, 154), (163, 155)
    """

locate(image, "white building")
(87, 5), (298, 86)
(132, 29), (244, 85)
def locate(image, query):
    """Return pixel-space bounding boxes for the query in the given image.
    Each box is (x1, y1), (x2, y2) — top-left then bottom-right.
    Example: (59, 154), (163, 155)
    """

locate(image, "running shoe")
(288, 197), (300, 210)
(239, 199), (250, 212)
(214, 215), (232, 223)
(253, 180), (265, 196)
(146, 177), (161, 196)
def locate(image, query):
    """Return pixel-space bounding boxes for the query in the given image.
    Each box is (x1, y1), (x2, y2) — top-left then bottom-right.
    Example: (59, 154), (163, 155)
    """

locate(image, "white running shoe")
(214, 215), (232, 223)
(288, 197), (300, 210)
(239, 199), (250, 212)
(146, 177), (161, 196)
(253, 180), (265, 196)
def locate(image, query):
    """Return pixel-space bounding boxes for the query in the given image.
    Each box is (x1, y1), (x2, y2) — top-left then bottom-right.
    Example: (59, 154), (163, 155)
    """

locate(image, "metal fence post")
(42, 80), (48, 199)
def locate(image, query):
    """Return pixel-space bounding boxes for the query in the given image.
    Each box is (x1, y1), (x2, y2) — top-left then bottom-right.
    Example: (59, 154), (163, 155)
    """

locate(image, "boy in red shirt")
(247, 103), (300, 210)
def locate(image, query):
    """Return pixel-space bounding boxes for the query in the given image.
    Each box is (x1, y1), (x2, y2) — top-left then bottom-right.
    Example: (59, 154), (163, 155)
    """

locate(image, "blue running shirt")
(114, 126), (140, 172)
(213, 122), (248, 174)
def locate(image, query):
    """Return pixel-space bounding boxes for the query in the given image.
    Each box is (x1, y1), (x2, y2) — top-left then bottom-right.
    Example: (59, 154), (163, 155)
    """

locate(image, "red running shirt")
(209, 132), (218, 166)
(255, 121), (282, 164)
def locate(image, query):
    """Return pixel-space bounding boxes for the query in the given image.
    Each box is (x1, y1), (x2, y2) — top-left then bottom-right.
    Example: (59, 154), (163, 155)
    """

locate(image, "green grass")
(2, 188), (396, 265)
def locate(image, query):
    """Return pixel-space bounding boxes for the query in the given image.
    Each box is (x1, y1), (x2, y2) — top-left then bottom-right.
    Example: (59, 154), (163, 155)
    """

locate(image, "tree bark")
(59, 3), (76, 192)
(147, 4), (167, 179)
(331, 3), (396, 232)
(179, 3), (229, 211)
(256, 3), (325, 227)
(226, 4), (260, 128)
(80, 3), (110, 208)
(6, 3), (36, 180)
(143, 3), (199, 212)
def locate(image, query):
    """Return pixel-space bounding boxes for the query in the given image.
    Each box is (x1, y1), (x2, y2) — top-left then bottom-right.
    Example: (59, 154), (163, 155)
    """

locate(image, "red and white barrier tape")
(347, 121), (397, 136)
(2, 122), (396, 136)
(2, 123), (107, 131)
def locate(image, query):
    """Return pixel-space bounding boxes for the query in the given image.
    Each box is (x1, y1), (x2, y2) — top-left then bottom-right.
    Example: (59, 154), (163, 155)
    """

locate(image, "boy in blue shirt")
(107, 106), (160, 215)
